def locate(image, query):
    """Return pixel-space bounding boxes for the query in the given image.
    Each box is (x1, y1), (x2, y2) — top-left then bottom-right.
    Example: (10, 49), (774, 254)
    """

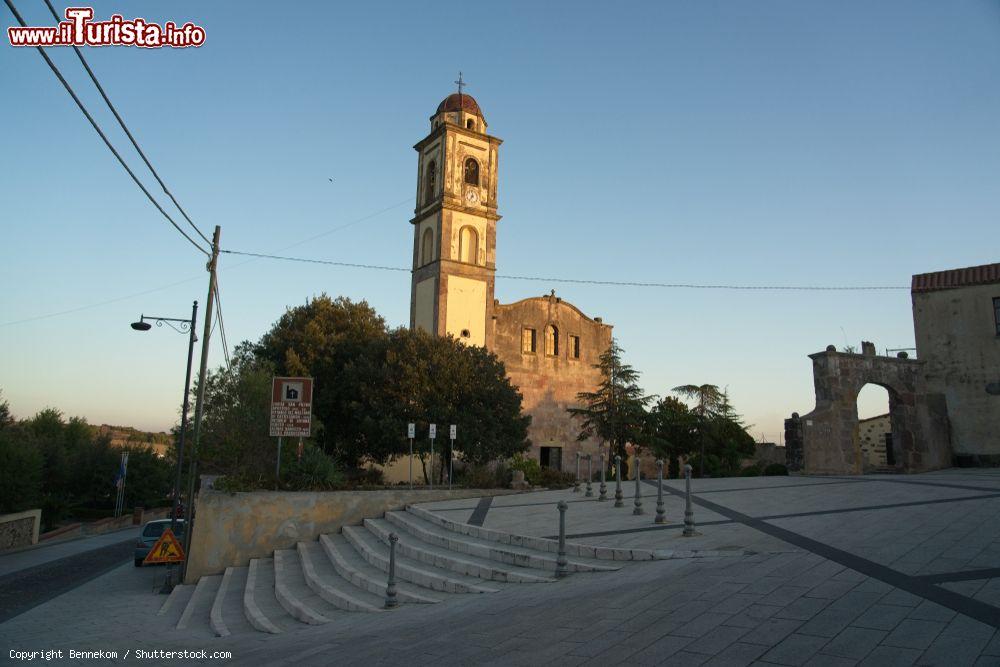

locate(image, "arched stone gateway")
(797, 341), (951, 474)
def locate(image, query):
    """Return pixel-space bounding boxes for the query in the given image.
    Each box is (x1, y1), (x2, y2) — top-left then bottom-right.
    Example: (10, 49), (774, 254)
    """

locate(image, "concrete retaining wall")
(185, 488), (515, 583)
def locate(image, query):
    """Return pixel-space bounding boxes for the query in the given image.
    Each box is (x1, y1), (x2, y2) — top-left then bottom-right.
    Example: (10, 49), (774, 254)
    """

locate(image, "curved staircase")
(157, 502), (645, 637)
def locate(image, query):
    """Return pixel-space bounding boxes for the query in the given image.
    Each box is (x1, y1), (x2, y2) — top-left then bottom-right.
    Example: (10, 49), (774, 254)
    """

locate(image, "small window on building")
(464, 158), (479, 186)
(545, 324), (559, 356)
(522, 327), (536, 354)
(460, 329), (471, 339)
(425, 160), (437, 204)
(466, 119), (475, 130)
(569, 335), (580, 359)
(994, 297), (1000, 335)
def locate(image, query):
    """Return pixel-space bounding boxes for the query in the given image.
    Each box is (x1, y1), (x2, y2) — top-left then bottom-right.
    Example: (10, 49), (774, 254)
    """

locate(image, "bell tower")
(409, 81), (502, 348)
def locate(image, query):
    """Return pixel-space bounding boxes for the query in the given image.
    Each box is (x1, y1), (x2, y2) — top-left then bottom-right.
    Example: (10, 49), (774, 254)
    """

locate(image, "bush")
(739, 464), (762, 477)
(509, 454), (542, 486)
(538, 467), (577, 489)
(283, 446), (345, 490)
(461, 463), (510, 489)
(763, 463), (788, 476)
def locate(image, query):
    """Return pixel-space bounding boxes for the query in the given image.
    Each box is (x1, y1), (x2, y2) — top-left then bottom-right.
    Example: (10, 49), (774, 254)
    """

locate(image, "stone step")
(210, 567), (254, 637)
(342, 525), (499, 594)
(296, 541), (384, 612)
(364, 518), (556, 584)
(385, 510), (620, 573)
(319, 533), (443, 604)
(273, 548), (343, 625)
(406, 503), (655, 561)
(244, 558), (297, 634)
(158, 583), (194, 626)
(176, 574), (220, 639)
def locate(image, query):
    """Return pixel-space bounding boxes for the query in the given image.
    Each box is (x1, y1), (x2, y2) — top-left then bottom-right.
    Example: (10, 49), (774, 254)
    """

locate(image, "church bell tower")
(409, 81), (502, 348)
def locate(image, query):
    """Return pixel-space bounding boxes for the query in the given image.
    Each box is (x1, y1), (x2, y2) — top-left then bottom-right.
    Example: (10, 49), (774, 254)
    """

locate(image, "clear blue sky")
(2, 1), (998, 441)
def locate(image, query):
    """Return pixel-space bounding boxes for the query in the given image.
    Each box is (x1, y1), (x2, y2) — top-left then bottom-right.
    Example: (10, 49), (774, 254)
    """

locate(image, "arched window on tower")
(421, 228), (434, 265)
(545, 324), (559, 356)
(464, 158), (479, 186)
(459, 226), (479, 264)
(466, 119), (476, 130)
(425, 161), (437, 204)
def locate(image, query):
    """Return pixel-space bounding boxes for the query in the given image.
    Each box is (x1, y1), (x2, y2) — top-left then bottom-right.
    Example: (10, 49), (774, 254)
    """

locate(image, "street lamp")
(130, 301), (198, 594)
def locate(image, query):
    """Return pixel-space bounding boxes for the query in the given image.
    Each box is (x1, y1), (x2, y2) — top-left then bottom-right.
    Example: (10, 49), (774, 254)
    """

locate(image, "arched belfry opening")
(856, 383), (895, 470)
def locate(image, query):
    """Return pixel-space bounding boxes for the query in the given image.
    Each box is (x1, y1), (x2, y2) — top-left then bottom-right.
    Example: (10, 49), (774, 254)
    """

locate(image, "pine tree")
(568, 339), (651, 466)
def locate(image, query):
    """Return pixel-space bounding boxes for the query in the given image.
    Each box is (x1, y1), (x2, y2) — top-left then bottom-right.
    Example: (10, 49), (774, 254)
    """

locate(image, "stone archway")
(798, 341), (951, 474)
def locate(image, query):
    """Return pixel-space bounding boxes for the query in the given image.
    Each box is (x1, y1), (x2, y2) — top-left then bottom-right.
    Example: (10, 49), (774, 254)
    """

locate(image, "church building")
(409, 90), (612, 470)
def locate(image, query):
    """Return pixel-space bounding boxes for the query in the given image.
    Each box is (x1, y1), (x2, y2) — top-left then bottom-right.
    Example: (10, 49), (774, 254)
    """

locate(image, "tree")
(569, 340), (652, 467)
(0, 423), (43, 513)
(671, 384), (725, 477)
(0, 390), (13, 429)
(645, 396), (698, 478)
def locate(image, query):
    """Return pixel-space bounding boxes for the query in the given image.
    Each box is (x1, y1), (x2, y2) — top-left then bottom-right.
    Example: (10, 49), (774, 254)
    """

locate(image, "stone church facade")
(409, 92), (612, 470)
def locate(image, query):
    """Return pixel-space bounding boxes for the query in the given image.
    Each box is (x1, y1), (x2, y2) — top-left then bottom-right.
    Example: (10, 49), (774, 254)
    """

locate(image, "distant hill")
(94, 424), (172, 458)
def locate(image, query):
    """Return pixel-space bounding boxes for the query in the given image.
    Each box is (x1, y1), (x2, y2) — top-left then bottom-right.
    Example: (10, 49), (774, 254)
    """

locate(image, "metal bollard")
(614, 455), (624, 507)
(556, 501), (569, 578)
(573, 452), (581, 493)
(598, 453), (608, 501)
(683, 464), (697, 537)
(385, 532), (399, 608)
(633, 456), (644, 515)
(654, 459), (666, 524)
(584, 454), (594, 497)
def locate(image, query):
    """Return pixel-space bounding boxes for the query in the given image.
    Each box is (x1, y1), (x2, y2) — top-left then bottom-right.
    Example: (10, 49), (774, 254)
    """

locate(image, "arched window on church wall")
(464, 158), (479, 186)
(545, 324), (559, 356)
(459, 226), (479, 264)
(425, 161), (437, 204)
(421, 228), (434, 265)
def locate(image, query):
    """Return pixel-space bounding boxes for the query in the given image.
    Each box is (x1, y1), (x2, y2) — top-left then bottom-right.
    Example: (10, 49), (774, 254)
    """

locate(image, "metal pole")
(683, 464), (697, 537)
(162, 300), (198, 594)
(573, 452), (582, 492)
(598, 452), (607, 501)
(385, 532), (399, 609)
(555, 501), (568, 578)
(408, 438), (413, 490)
(632, 455), (643, 515)
(429, 437), (434, 490)
(276, 437), (283, 480)
(614, 455), (624, 507)
(182, 225), (220, 583)
(655, 459), (666, 524)
(584, 454), (593, 497)
(449, 438), (454, 490)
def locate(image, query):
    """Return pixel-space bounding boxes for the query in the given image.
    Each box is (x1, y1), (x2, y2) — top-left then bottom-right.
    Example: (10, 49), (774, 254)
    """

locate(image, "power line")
(213, 275), (231, 371)
(4, 0), (209, 256)
(41, 0), (211, 247)
(219, 249), (909, 291)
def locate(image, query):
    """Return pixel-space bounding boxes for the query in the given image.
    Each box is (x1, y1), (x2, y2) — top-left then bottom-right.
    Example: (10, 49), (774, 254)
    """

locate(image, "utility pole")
(181, 225), (220, 582)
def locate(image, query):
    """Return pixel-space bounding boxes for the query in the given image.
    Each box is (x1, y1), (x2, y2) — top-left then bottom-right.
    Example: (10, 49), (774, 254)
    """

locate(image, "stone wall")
(913, 282), (1000, 463)
(0, 509), (41, 552)
(185, 488), (518, 583)
(784, 414), (804, 472)
(858, 414), (891, 468)
(492, 292), (613, 469)
(799, 343), (951, 475)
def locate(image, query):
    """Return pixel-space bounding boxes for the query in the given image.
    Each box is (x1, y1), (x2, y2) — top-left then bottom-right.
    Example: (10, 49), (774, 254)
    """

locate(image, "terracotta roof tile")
(911, 262), (1000, 293)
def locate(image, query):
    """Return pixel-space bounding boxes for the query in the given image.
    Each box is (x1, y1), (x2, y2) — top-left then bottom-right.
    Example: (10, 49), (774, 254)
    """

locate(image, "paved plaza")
(3, 470), (1000, 665)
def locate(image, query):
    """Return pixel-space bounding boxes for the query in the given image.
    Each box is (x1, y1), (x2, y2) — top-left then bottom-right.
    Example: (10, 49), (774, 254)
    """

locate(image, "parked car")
(134, 519), (186, 567)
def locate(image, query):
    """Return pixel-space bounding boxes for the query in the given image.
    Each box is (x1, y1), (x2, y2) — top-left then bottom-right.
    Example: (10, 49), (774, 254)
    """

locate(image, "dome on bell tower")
(435, 93), (484, 119)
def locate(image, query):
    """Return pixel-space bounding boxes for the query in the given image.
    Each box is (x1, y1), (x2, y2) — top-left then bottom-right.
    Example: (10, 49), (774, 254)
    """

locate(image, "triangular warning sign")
(143, 527), (186, 564)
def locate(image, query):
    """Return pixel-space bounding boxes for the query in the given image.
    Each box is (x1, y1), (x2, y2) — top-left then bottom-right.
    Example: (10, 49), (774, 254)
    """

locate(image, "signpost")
(143, 528), (186, 565)
(270, 377), (313, 480)
(449, 425), (456, 490)
(429, 424), (436, 490)
(407, 423), (415, 489)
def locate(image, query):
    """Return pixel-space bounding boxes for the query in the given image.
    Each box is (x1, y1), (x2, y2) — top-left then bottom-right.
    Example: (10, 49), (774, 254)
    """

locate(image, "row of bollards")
(571, 453), (697, 531)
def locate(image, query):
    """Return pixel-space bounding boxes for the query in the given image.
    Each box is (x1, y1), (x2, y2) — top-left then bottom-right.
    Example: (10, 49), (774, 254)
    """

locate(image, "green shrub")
(763, 463), (788, 476)
(461, 463), (510, 489)
(538, 467), (577, 489)
(509, 454), (542, 486)
(739, 464), (763, 477)
(283, 446), (345, 490)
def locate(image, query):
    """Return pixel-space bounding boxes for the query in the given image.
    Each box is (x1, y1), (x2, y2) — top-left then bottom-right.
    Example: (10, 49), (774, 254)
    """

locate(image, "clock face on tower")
(465, 189), (479, 204)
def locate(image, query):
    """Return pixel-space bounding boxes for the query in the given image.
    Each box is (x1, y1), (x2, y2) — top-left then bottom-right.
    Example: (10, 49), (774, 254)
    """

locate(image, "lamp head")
(130, 321), (151, 331)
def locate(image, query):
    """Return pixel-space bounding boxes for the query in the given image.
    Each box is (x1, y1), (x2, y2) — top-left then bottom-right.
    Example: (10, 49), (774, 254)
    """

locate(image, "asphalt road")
(0, 538), (136, 623)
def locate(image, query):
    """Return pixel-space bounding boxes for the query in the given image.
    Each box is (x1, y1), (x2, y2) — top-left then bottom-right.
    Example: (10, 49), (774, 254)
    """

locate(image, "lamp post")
(131, 301), (198, 594)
